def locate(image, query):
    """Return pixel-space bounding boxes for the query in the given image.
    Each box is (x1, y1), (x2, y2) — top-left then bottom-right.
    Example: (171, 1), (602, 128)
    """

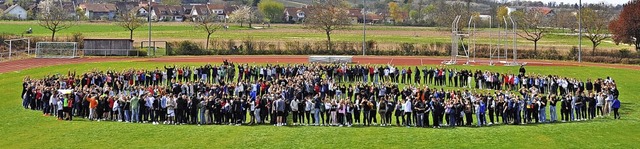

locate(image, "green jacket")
(131, 96), (140, 109)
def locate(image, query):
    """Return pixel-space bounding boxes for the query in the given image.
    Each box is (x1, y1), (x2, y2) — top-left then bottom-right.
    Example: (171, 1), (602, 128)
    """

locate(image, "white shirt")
(404, 100), (412, 113)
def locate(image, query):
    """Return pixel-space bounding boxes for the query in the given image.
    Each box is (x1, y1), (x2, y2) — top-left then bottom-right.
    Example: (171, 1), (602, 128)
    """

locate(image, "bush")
(129, 50), (147, 56)
(399, 43), (414, 55)
(156, 39), (640, 64)
(171, 41), (211, 55)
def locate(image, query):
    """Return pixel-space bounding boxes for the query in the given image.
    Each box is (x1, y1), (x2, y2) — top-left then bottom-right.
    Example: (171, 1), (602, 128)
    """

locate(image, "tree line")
(34, 0), (640, 53)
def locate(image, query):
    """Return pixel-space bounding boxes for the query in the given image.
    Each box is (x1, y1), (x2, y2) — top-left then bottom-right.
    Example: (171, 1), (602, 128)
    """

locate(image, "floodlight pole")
(362, 0), (366, 56)
(578, 0), (582, 63)
(148, 1), (152, 56)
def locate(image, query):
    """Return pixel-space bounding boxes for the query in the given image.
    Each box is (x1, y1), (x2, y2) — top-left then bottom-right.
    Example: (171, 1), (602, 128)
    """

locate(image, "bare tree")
(512, 9), (550, 55)
(553, 10), (577, 33)
(38, 0), (75, 41)
(431, 1), (465, 29)
(116, 10), (144, 40)
(194, 15), (223, 50)
(579, 8), (611, 56)
(304, 0), (351, 51)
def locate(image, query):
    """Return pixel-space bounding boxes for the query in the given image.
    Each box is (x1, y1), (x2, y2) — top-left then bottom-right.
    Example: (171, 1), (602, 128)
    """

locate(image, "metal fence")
(79, 49), (144, 57)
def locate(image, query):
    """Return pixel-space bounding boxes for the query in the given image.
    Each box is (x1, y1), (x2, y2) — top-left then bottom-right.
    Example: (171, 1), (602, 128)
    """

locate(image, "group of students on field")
(20, 61), (622, 127)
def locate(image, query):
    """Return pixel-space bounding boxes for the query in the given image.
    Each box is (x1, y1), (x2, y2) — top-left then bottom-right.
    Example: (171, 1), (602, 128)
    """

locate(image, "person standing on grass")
(404, 98), (412, 127)
(291, 98), (299, 125)
(477, 99), (486, 127)
(42, 87), (52, 116)
(276, 97), (286, 126)
(130, 94), (140, 123)
(56, 95), (64, 120)
(561, 95), (570, 122)
(549, 95), (557, 122)
(314, 95), (322, 126)
(88, 95), (98, 121)
(378, 98), (387, 127)
(395, 99), (404, 126)
(596, 92), (604, 117)
(166, 95), (176, 125)
(123, 96), (131, 122)
(338, 100), (347, 126)
(612, 98), (620, 119)
(446, 101), (455, 127)
(305, 97), (313, 125)
(414, 98), (425, 127)
(353, 96), (361, 125)
(588, 93), (596, 119)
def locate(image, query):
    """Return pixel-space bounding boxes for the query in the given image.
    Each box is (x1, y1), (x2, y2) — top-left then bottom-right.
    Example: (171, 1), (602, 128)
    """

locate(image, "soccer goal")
(35, 42), (78, 58)
(2, 38), (30, 60)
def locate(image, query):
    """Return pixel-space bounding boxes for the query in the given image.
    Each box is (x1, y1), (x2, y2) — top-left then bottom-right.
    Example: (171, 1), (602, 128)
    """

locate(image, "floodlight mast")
(148, 0), (152, 56)
(578, 0), (582, 63)
(510, 16), (517, 64)
(362, 0), (366, 56)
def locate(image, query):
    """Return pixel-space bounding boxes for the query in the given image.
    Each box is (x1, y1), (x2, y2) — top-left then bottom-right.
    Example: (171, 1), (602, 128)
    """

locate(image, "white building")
(2, 4), (27, 20)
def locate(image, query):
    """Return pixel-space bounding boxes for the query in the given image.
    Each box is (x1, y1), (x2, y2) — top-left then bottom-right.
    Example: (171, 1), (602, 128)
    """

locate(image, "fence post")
(9, 40), (12, 59)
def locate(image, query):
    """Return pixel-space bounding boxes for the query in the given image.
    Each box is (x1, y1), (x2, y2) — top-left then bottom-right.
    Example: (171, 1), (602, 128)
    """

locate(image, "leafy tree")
(579, 8), (611, 56)
(609, 1), (640, 52)
(304, 0), (351, 51)
(116, 10), (144, 40)
(496, 6), (508, 27)
(229, 5), (255, 27)
(5, 0), (14, 6)
(38, 0), (75, 41)
(258, 0), (284, 23)
(75, 7), (88, 21)
(193, 15), (223, 50)
(388, 2), (405, 24)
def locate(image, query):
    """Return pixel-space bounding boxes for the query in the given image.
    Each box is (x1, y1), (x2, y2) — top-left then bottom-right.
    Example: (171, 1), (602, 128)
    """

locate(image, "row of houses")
(1, 1), (556, 24)
(0, 1), (234, 21)
(76, 2), (236, 21)
(283, 6), (388, 24)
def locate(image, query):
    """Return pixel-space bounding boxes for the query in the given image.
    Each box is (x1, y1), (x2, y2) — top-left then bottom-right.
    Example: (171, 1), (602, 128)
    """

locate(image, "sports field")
(0, 56), (638, 148)
(0, 21), (633, 51)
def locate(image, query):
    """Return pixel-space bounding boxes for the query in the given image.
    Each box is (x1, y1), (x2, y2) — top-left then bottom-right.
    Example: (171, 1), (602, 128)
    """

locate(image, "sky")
(517, 0), (632, 5)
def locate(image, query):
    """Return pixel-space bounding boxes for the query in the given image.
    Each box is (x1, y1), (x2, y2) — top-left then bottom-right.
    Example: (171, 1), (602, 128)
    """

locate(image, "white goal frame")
(2, 38), (30, 59)
(35, 42), (78, 58)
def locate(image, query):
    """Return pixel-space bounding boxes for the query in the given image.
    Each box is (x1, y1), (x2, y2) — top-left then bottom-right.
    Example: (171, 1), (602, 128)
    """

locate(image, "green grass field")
(0, 21), (633, 51)
(0, 61), (638, 148)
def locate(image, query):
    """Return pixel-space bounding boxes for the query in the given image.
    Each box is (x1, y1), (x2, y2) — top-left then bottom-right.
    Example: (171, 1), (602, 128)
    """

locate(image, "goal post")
(35, 42), (78, 58)
(2, 38), (30, 60)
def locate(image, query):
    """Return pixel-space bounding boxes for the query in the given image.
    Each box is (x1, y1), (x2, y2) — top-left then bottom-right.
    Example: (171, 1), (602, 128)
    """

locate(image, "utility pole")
(362, 0), (366, 56)
(578, 0), (582, 63)
(148, 0), (153, 56)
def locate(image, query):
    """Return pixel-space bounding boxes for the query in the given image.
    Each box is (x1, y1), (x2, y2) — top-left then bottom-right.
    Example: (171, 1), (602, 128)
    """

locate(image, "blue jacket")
(612, 99), (621, 109)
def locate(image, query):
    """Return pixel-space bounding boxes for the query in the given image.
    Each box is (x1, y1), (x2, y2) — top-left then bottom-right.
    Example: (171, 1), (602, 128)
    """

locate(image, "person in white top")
(596, 93), (604, 117)
(291, 99), (299, 125)
(404, 98), (412, 127)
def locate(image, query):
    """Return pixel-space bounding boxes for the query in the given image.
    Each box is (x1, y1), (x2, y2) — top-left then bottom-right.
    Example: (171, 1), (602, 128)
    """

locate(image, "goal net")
(309, 55), (353, 63)
(35, 42), (78, 58)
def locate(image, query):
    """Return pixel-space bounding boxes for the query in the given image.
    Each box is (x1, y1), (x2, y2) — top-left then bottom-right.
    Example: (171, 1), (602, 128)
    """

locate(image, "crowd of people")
(20, 60), (622, 128)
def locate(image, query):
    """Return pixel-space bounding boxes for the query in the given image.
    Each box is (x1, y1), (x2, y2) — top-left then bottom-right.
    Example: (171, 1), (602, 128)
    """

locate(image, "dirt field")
(1, 56), (638, 74)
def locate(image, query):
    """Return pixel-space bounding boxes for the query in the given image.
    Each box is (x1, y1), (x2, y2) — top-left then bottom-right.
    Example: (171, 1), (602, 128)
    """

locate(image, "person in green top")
(131, 94), (140, 123)
(63, 96), (70, 120)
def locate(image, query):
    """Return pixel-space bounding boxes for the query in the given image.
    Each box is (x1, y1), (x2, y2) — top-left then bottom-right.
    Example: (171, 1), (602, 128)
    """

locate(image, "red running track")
(1, 55), (638, 74)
